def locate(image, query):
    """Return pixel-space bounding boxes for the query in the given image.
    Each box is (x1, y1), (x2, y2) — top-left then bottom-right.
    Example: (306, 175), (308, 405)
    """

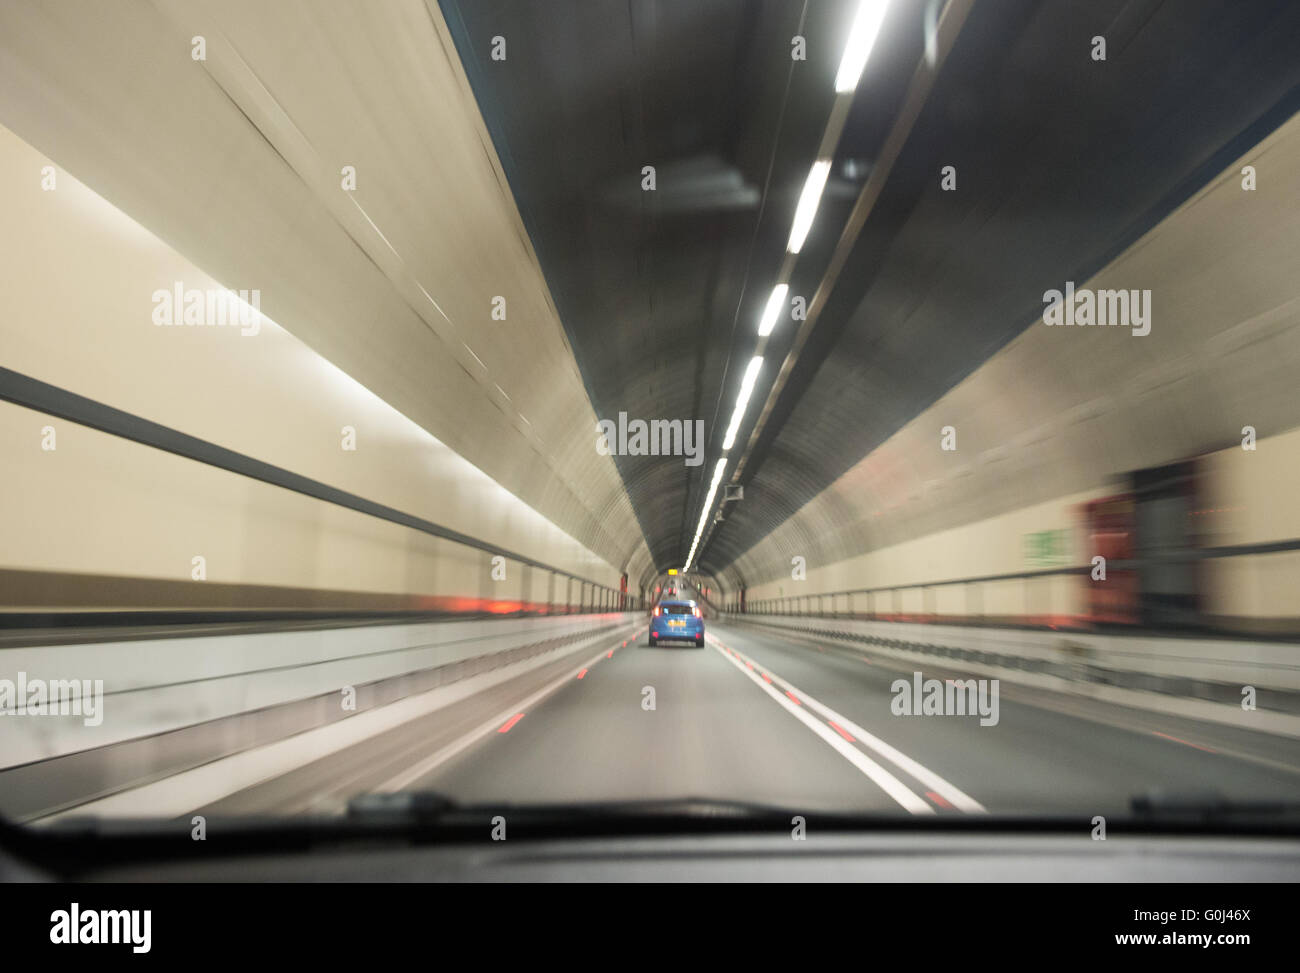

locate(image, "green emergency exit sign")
(1024, 529), (1069, 567)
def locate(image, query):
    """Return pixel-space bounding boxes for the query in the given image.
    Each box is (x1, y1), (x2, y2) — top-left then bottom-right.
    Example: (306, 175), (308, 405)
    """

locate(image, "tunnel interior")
(1, 0), (1299, 855)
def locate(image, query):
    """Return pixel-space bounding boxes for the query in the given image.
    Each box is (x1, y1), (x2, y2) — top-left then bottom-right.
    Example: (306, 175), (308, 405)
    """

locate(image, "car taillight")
(654, 606), (661, 616)
(693, 607), (700, 617)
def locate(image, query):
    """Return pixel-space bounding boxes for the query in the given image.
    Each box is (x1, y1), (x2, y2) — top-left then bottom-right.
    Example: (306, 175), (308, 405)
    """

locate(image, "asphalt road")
(208, 619), (1300, 818)
(413, 622), (1300, 816)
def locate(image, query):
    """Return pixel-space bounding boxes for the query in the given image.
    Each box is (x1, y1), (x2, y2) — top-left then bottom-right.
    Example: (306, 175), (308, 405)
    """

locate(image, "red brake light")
(693, 607), (700, 617)
(654, 606), (661, 616)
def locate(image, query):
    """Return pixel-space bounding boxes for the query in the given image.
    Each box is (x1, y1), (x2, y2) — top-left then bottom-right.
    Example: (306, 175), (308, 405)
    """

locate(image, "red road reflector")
(761, 673), (772, 684)
(925, 790), (954, 810)
(577, 669), (588, 679)
(498, 713), (525, 733)
(1152, 730), (1218, 753)
(828, 720), (855, 742)
(784, 690), (801, 705)
(606, 650), (613, 658)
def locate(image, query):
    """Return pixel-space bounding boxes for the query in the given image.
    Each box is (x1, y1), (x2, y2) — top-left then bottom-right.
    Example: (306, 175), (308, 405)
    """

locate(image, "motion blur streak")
(0, 0), (1299, 831)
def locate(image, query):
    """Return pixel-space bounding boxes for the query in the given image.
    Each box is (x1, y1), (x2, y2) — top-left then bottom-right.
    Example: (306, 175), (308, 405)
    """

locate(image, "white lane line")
(374, 628), (644, 793)
(713, 635), (986, 813)
(708, 639), (933, 814)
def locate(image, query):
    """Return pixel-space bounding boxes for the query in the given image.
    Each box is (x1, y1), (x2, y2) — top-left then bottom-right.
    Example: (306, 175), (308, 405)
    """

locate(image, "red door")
(1082, 495), (1139, 624)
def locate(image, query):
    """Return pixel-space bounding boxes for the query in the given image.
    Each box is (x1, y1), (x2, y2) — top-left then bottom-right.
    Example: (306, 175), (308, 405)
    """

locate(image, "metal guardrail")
(0, 616), (638, 821)
(735, 539), (1300, 615)
(731, 614), (1300, 716)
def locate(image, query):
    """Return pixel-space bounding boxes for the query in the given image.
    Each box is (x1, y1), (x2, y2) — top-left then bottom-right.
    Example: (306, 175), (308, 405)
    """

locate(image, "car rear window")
(661, 603), (694, 615)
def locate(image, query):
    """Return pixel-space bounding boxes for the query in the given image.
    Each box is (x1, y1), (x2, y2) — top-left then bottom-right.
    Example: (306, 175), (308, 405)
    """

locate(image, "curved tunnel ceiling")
(439, 0), (911, 575)
(695, 0), (1300, 577)
(446, 0), (1300, 581)
(734, 103), (1300, 587)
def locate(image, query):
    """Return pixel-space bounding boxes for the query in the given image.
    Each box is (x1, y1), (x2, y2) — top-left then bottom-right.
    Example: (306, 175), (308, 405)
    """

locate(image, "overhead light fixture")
(835, 0), (890, 94)
(787, 160), (831, 254)
(758, 283), (790, 336)
(722, 356), (763, 450)
(684, 457), (729, 571)
(682, 0), (890, 577)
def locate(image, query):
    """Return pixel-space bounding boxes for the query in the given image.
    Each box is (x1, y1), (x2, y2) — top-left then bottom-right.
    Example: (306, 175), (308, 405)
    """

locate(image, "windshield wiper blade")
(346, 790), (459, 825)
(346, 792), (794, 825)
(1130, 790), (1300, 819)
(510, 796), (797, 818)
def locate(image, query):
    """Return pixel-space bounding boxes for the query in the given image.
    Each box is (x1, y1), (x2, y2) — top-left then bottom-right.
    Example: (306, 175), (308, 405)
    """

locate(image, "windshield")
(2, 0), (1300, 852)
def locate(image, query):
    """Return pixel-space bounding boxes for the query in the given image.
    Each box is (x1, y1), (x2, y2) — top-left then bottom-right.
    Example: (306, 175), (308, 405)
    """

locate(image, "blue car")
(650, 600), (705, 647)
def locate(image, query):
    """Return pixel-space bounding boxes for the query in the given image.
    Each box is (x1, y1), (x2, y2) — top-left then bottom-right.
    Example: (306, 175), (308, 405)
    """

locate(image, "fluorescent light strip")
(684, 1), (890, 574)
(758, 283), (790, 336)
(685, 457), (730, 571)
(722, 356), (764, 450)
(835, 0), (890, 94)
(787, 160), (831, 254)
(688, 355), (762, 568)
